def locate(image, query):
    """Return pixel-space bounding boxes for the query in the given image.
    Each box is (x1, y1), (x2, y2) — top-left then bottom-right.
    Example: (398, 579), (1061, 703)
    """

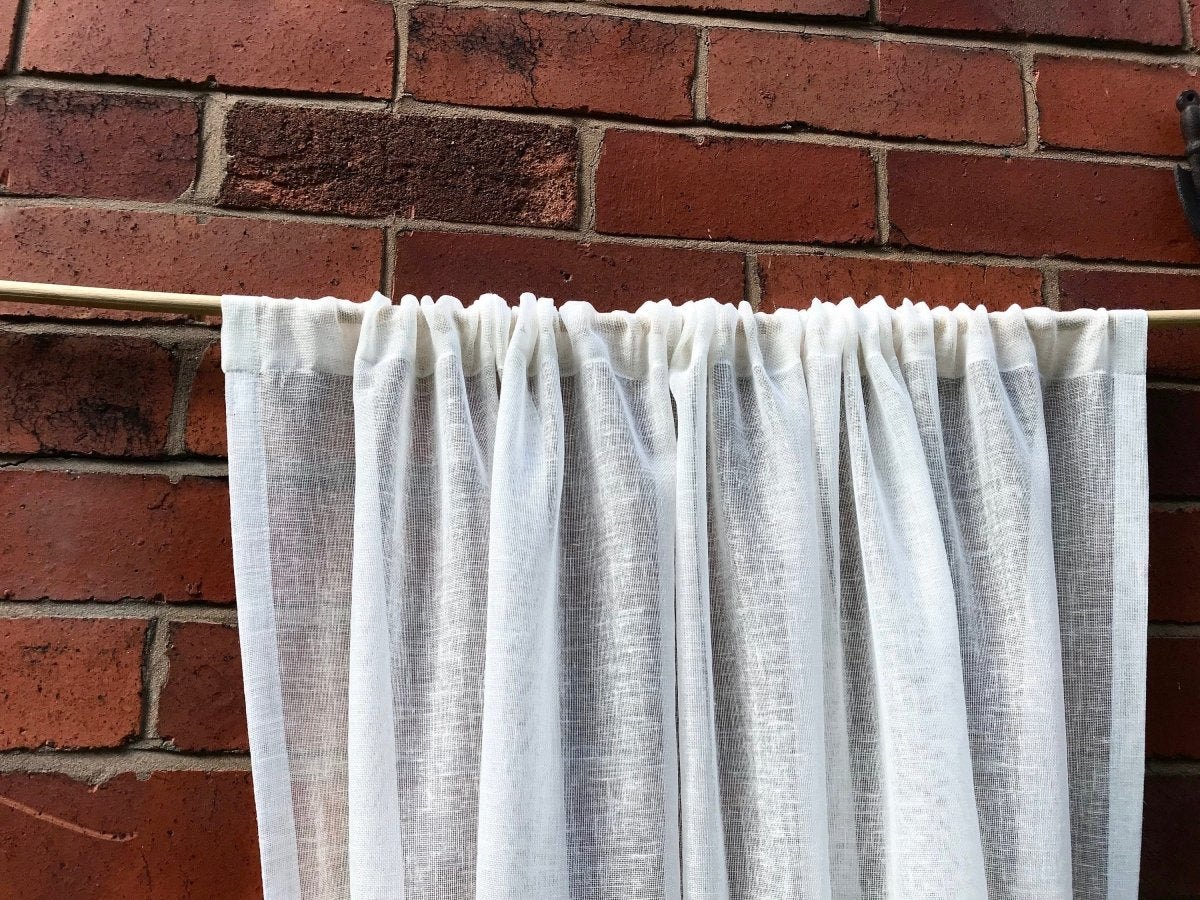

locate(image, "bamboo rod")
(0, 278), (1197, 327)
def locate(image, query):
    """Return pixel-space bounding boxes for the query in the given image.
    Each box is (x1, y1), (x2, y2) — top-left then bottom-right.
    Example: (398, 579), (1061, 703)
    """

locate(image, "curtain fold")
(222, 292), (1147, 900)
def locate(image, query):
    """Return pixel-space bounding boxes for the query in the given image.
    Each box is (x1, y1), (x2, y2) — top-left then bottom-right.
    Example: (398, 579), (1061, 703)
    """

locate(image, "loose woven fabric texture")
(222, 292), (1147, 900)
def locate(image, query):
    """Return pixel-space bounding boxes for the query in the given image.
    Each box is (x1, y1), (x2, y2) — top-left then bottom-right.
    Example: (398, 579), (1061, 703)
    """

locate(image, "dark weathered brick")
(220, 104), (578, 227)
(0, 332), (175, 456)
(0, 90), (197, 201)
(407, 6), (697, 121)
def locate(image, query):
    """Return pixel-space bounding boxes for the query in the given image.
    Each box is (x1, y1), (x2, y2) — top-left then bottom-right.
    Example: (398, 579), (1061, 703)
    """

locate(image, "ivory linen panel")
(221, 292), (1147, 900)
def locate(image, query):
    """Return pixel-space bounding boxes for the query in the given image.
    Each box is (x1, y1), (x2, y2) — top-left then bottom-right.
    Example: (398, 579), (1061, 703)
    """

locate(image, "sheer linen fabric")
(222, 292), (1147, 900)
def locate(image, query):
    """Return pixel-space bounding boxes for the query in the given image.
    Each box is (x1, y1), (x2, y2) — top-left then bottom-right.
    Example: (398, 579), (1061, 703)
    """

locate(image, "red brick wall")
(0, 0), (1197, 895)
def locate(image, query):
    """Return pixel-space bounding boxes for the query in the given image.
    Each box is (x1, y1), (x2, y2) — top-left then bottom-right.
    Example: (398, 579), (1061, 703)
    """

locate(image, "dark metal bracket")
(1175, 90), (1200, 239)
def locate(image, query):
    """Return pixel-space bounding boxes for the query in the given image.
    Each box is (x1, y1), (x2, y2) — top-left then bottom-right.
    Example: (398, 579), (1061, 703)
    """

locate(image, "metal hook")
(1175, 90), (1200, 239)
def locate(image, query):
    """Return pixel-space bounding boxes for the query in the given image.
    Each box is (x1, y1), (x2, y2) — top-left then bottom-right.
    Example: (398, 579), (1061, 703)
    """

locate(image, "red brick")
(596, 130), (875, 243)
(1059, 269), (1200, 378)
(617, 0), (865, 15)
(888, 152), (1200, 265)
(0, 771), (261, 899)
(708, 31), (1023, 146)
(1037, 56), (1200, 157)
(1149, 509), (1200, 623)
(2, 0), (20, 68)
(0, 90), (197, 201)
(1148, 388), (1200, 498)
(407, 6), (696, 121)
(22, 0), (393, 97)
(186, 343), (226, 457)
(877, 0), (1182, 47)
(0, 618), (146, 749)
(759, 254), (1042, 312)
(1142, 773), (1200, 898)
(0, 331), (175, 456)
(1147, 637), (1200, 758)
(394, 230), (745, 310)
(0, 206), (383, 322)
(221, 104), (577, 228)
(158, 622), (247, 752)
(0, 470), (234, 604)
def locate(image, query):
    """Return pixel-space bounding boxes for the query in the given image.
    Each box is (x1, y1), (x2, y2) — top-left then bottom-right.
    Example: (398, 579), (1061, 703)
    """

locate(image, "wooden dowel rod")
(0, 279), (223, 316)
(1141, 307), (1200, 328)
(0, 278), (1198, 327)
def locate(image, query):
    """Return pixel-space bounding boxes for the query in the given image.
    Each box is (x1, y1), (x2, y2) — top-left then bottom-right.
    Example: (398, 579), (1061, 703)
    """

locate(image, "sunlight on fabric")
(222, 293), (1147, 900)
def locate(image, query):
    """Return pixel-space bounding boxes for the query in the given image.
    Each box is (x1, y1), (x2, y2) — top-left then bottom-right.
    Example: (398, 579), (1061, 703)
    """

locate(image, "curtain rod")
(0, 278), (1197, 328)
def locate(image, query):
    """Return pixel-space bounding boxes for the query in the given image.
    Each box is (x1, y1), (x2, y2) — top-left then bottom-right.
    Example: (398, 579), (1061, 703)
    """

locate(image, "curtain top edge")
(218, 291), (1146, 383)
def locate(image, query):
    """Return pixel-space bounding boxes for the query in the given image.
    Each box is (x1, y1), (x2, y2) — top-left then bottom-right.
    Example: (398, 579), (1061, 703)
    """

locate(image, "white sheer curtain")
(222, 292), (1147, 900)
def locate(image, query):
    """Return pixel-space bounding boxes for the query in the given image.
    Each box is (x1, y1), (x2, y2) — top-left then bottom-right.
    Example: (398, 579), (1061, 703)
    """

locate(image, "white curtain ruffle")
(222, 292), (1147, 900)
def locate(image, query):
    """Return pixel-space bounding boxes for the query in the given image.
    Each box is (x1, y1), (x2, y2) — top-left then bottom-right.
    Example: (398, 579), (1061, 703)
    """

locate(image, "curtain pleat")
(222, 292), (1146, 900)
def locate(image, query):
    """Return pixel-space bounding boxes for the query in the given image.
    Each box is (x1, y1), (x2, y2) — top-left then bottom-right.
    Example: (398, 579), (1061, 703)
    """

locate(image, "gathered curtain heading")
(222, 292), (1147, 900)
